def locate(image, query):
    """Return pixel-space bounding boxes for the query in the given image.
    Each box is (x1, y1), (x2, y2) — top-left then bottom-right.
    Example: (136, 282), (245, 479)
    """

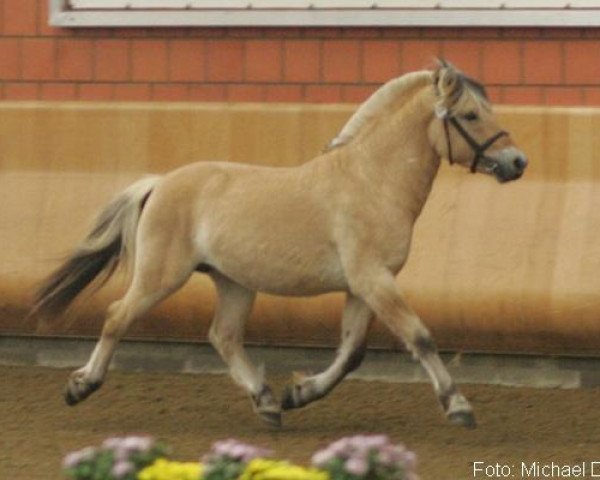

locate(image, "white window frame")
(50, 0), (600, 27)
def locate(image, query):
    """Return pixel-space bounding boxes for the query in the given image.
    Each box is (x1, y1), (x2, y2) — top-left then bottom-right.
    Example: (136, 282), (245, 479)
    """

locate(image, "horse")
(32, 61), (527, 429)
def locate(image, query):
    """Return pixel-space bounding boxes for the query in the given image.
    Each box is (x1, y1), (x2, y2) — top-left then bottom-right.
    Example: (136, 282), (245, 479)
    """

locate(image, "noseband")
(441, 114), (508, 173)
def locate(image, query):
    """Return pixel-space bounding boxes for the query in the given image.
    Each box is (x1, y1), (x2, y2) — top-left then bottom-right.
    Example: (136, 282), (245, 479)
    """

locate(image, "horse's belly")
(224, 258), (347, 295)
(205, 241), (348, 296)
(253, 268), (348, 296)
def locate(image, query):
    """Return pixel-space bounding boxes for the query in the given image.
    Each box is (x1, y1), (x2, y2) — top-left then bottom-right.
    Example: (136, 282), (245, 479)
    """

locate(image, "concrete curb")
(0, 336), (598, 388)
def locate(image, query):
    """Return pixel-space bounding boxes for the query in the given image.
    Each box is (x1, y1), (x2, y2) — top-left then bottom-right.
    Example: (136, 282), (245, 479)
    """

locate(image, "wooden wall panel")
(1, 102), (599, 355)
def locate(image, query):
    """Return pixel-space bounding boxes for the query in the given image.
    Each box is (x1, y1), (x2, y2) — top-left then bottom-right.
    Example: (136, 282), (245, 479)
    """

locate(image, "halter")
(441, 113), (508, 173)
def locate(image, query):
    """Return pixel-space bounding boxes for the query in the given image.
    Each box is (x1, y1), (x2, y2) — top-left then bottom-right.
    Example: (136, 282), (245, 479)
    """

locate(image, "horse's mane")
(325, 70), (432, 152)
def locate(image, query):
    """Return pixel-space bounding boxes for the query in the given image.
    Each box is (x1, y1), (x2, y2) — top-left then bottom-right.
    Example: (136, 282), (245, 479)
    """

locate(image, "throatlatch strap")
(443, 118), (454, 165)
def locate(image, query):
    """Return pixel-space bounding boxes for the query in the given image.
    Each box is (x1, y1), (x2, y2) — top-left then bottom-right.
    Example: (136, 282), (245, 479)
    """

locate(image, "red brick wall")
(3, 0), (600, 105)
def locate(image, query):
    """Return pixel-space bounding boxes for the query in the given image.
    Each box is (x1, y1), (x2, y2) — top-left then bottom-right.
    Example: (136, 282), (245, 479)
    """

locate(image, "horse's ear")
(434, 59), (463, 102)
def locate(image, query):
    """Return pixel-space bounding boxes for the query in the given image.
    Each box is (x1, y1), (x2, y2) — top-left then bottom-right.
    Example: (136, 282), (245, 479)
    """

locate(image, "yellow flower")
(138, 458), (203, 480)
(240, 458), (329, 480)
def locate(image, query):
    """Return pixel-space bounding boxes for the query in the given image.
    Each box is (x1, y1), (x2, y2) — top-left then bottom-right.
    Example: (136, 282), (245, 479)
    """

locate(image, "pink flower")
(362, 434), (389, 449)
(229, 444), (250, 459)
(111, 460), (134, 479)
(311, 448), (336, 467)
(102, 438), (123, 450)
(121, 436), (153, 452)
(328, 437), (351, 455)
(400, 450), (417, 471)
(207, 439), (271, 463)
(62, 447), (97, 469)
(345, 457), (369, 476)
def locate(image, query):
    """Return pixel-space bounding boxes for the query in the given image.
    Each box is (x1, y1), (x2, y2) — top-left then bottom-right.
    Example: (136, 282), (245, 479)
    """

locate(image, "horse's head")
(430, 61), (527, 183)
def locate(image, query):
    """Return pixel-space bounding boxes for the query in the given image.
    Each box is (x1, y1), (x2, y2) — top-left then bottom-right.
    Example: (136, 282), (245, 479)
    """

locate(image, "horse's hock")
(1, 102), (598, 355)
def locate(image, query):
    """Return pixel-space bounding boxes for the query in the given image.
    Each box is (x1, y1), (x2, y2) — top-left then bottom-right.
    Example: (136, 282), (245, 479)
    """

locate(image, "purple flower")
(62, 447), (97, 469)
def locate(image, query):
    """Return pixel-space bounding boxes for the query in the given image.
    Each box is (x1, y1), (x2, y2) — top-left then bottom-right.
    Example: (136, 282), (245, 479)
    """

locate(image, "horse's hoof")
(64, 388), (80, 406)
(281, 384), (302, 411)
(447, 410), (477, 429)
(258, 408), (283, 428)
(64, 379), (102, 406)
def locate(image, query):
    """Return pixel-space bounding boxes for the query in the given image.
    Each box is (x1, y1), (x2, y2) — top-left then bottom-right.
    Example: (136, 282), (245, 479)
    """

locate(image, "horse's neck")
(328, 71), (431, 150)
(344, 87), (441, 221)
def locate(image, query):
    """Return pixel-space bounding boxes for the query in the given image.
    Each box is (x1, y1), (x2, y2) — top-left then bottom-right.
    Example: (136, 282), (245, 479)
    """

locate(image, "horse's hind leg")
(349, 268), (476, 428)
(208, 273), (281, 426)
(281, 294), (372, 410)
(65, 239), (195, 405)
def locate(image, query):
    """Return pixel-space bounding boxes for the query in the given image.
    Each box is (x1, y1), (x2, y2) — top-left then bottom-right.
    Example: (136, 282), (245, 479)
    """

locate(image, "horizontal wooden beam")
(51, 0), (600, 27)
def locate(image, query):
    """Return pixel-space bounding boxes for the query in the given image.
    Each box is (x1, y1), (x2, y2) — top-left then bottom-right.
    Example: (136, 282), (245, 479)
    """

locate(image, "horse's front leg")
(281, 294), (372, 410)
(208, 273), (281, 427)
(348, 267), (476, 428)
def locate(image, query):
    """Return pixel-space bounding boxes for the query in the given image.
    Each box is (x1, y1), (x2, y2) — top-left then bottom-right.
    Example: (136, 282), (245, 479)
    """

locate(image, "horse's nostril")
(513, 156), (528, 171)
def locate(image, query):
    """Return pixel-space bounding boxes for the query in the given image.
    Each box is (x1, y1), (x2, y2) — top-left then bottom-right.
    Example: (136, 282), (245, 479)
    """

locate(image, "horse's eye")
(462, 111), (479, 121)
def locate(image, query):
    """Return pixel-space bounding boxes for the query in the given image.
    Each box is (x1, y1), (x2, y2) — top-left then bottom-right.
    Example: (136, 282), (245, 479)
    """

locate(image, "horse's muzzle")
(492, 150), (528, 183)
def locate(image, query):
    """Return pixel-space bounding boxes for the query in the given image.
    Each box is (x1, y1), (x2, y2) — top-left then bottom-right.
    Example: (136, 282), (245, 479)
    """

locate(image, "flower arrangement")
(311, 435), (418, 480)
(62, 435), (417, 480)
(201, 439), (272, 480)
(138, 459), (203, 480)
(63, 436), (168, 480)
(240, 458), (329, 480)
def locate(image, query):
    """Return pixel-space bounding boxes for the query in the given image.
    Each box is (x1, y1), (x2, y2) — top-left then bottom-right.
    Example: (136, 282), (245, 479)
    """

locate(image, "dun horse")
(33, 61), (527, 428)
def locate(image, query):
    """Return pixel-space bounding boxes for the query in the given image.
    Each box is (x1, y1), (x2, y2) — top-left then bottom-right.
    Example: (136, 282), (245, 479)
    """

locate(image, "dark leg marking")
(252, 384), (281, 427)
(439, 384), (477, 429)
(251, 384), (275, 407)
(64, 381), (103, 406)
(414, 334), (438, 356)
(438, 383), (458, 411)
(344, 341), (367, 375)
(281, 383), (303, 410)
(282, 343), (367, 411)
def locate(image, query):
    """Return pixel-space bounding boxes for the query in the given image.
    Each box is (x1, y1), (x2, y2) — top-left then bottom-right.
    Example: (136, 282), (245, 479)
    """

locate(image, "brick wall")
(2, 0), (600, 105)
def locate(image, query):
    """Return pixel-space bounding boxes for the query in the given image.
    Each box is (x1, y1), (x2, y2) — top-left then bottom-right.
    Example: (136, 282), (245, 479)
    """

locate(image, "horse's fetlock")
(252, 386), (282, 428)
(438, 384), (459, 412)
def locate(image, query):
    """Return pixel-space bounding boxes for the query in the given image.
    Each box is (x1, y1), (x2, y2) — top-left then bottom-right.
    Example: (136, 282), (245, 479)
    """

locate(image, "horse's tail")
(31, 175), (161, 317)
